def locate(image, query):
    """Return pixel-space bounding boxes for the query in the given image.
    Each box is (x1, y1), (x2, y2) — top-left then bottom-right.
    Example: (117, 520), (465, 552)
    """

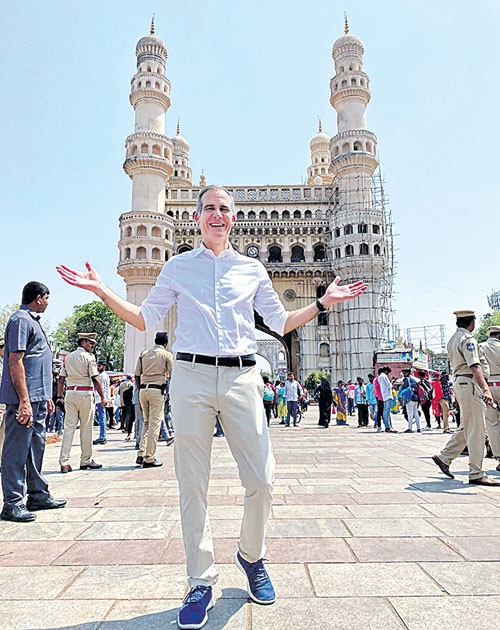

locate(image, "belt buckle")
(215, 356), (219, 367)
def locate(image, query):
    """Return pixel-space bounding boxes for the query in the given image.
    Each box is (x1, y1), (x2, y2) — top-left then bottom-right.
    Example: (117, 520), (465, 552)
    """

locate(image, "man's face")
(97, 363), (105, 373)
(288, 374), (294, 381)
(82, 340), (96, 354)
(0, 345), (4, 358)
(195, 189), (235, 244)
(357, 378), (363, 385)
(33, 293), (50, 314)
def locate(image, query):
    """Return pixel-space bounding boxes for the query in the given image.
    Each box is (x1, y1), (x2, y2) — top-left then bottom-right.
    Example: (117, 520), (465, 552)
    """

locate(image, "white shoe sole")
(177, 598), (214, 629)
(234, 552), (275, 604)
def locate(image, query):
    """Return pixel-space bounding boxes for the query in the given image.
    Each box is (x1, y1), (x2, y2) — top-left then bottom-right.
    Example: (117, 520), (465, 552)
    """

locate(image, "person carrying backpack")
(262, 376), (276, 427)
(399, 368), (420, 432)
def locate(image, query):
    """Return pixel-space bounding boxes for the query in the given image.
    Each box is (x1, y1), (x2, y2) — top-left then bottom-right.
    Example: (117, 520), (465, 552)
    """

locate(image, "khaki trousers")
(59, 391), (95, 467)
(170, 360), (274, 588)
(438, 376), (486, 480)
(485, 384), (500, 460)
(439, 398), (450, 430)
(138, 388), (164, 463)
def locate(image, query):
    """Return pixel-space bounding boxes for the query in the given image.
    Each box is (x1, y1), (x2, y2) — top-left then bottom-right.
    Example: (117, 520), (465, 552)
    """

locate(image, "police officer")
(134, 331), (173, 468)
(480, 325), (500, 472)
(432, 309), (500, 486)
(57, 333), (107, 473)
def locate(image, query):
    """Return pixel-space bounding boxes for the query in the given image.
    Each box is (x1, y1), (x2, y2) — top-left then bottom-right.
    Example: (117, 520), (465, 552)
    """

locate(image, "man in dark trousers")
(0, 282), (66, 522)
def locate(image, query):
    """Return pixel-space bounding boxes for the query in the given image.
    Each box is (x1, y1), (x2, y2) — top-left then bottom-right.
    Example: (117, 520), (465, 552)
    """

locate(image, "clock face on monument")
(247, 246), (259, 258)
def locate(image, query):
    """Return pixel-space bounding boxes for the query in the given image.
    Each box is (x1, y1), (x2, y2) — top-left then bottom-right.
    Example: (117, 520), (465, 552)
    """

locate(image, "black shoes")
(469, 476), (500, 486)
(79, 460), (103, 470)
(432, 455), (454, 479)
(26, 495), (67, 511)
(1, 504), (36, 522)
(135, 456), (144, 465)
(93, 438), (107, 445)
(142, 459), (163, 468)
(60, 465), (73, 473)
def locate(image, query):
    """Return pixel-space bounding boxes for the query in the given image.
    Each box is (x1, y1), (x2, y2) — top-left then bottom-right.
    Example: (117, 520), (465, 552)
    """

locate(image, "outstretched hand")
(323, 276), (368, 307)
(56, 262), (104, 296)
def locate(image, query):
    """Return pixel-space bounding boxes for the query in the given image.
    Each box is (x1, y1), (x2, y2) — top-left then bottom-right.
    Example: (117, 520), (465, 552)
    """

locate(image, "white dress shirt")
(141, 244), (289, 356)
(378, 373), (393, 402)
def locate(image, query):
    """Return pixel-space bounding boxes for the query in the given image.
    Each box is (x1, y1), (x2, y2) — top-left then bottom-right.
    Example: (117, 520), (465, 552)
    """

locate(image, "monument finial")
(176, 119), (180, 135)
(318, 117), (322, 133)
(344, 12), (349, 34)
(150, 14), (155, 35)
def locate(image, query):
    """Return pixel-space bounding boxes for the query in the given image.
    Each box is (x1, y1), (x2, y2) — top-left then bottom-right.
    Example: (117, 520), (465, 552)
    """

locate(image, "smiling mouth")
(209, 223), (224, 227)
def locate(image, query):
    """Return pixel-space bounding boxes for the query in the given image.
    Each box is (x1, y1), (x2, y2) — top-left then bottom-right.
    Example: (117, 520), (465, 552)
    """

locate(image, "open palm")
(56, 262), (104, 295)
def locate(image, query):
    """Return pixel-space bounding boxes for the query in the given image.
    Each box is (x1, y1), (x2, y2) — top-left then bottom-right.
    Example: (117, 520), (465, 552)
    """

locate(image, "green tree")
(0, 303), (19, 336)
(54, 301), (125, 370)
(305, 370), (327, 394)
(475, 311), (500, 343)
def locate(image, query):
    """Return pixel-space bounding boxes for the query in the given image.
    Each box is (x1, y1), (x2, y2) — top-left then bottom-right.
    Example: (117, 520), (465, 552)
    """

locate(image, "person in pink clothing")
(373, 368), (383, 430)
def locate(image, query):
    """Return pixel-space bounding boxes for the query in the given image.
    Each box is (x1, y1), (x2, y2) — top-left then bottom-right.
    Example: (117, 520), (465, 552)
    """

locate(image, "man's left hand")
(322, 277), (368, 308)
(47, 399), (55, 416)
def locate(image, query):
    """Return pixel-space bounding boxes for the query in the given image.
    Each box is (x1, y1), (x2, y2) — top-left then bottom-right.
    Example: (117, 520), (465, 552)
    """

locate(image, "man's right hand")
(16, 398), (33, 427)
(56, 261), (105, 295)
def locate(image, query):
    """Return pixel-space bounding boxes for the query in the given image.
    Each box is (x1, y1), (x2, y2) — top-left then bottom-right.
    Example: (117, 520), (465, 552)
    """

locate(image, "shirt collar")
(20, 304), (41, 321)
(194, 242), (238, 260)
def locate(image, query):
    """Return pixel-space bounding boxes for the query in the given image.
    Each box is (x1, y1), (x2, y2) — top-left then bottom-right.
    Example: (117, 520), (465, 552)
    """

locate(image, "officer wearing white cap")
(480, 325), (500, 472)
(432, 310), (500, 485)
(57, 333), (107, 472)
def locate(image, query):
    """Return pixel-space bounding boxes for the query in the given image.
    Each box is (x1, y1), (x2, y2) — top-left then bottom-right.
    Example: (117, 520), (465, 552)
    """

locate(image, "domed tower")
(117, 19), (176, 371)
(328, 16), (390, 376)
(307, 120), (333, 185)
(169, 121), (192, 188)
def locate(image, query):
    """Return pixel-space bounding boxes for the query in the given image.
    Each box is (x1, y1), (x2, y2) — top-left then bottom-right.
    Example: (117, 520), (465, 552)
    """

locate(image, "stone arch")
(293, 210), (301, 219)
(335, 247), (341, 259)
(236, 211), (244, 220)
(152, 144), (161, 156)
(358, 223), (368, 234)
(305, 210), (312, 218)
(353, 141), (361, 151)
(125, 226), (132, 237)
(342, 142), (350, 153)
(152, 226), (161, 237)
(282, 210), (290, 219)
(270, 210), (279, 219)
(152, 247), (161, 260)
(178, 245), (192, 254)
(344, 224), (353, 235)
(140, 143), (148, 154)
(136, 225), (147, 237)
(360, 243), (369, 255)
(136, 246), (147, 259)
(319, 342), (330, 357)
(291, 245), (305, 262)
(268, 245), (282, 263)
(124, 247), (131, 260)
(259, 210), (267, 220)
(313, 243), (326, 262)
(374, 244), (381, 255)
(345, 245), (354, 257)
(181, 211), (190, 220)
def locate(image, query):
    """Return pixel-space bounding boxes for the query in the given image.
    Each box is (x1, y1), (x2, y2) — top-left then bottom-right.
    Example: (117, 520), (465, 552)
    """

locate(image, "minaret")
(307, 119), (333, 185)
(117, 20), (175, 371)
(169, 120), (192, 188)
(328, 16), (389, 376)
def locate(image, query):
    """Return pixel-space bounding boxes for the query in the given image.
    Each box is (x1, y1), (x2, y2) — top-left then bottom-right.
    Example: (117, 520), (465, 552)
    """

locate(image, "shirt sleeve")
(253, 263), (289, 336)
(87, 356), (99, 379)
(134, 354), (142, 377)
(6, 316), (30, 354)
(140, 259), (179, 330)
(462, 336), (481, 367)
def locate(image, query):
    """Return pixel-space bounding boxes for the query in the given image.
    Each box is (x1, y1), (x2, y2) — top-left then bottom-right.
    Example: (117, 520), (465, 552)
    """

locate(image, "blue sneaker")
(234, 551), (275, 604)
(177, 585), (214, 629)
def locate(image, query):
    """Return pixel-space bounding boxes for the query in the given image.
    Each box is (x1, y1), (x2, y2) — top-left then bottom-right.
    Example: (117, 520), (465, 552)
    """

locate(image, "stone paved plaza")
(0, 408), (499, 629)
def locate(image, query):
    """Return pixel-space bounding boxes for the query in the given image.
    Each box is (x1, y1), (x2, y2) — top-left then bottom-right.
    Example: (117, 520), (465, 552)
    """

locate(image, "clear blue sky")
(1, 0), (499, 344)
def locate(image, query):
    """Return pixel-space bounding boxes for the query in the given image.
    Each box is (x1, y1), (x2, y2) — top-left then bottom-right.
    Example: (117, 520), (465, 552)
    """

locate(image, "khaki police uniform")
(480, 334), (500, 462)
(59, 347), (99, 467)
(438, 327), (490, 480)
(135, 344), (174, 464)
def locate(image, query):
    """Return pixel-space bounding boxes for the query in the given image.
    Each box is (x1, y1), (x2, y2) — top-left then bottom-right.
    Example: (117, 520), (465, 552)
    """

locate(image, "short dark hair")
(263, 375), (269, 384)
(457, 315), (475, 328)
(22, 281), (49, 305)
(155, 331), (169, 345)
(97, 361), (108, 369)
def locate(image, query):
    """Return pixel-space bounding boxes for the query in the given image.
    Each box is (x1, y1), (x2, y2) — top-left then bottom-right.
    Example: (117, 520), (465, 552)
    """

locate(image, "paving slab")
(0, 600), (114, 630)
(390, 595), (500, 630)
(309, 562), (443, 597)
(442, 535), (500, 561)
(346, 537), (462, 562)
(420, 561), (500, 595)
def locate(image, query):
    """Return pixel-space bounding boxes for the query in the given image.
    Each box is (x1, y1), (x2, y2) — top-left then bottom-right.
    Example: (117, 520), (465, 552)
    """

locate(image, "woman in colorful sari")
(333, 380), (348, 425)
(277, 381), (287, 424)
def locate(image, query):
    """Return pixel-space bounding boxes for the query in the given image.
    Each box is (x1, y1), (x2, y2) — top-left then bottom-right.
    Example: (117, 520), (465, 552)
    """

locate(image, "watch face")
(247, 246), (259, 258)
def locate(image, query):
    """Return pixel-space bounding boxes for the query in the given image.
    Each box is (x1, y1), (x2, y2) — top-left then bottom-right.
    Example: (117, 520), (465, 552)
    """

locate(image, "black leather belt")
(176, 352), (256, 367)
(139, 384), (163, 390)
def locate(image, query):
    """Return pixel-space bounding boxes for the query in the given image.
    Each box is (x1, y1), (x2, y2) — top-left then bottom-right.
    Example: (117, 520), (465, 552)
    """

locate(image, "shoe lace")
(247, 559), (269, 588)
(183, 585), (210, 604)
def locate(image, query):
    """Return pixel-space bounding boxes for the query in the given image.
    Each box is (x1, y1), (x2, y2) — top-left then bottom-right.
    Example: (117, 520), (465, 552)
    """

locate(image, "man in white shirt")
(378, 366), (397, 433)
(284, 372), (302, 427)
(56, 185), (367, 629)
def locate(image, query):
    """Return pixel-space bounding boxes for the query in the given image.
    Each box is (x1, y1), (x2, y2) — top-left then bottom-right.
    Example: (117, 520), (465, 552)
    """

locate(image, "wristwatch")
(316, 298), (327, 312)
